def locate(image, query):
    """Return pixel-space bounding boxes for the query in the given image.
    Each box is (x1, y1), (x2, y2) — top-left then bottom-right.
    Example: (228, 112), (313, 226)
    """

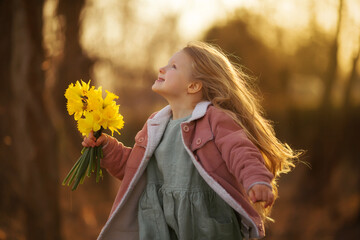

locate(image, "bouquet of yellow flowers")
(62, 80), (124, 190)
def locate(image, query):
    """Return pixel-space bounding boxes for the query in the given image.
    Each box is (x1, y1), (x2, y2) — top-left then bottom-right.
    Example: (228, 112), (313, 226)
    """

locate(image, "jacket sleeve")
(210, 109), (274, 192)
(100, 113), (155, 181)
(100, 136), (132, 181)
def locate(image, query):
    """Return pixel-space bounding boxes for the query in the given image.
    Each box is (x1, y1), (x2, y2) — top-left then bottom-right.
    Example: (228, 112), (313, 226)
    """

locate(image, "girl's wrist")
(247, 182), (272, 193)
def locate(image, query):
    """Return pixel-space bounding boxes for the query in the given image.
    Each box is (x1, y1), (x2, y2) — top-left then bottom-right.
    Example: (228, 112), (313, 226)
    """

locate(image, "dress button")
(138, 137), (144, 142)
(183, 125), (189, 132)
(196, 138), (202, 145)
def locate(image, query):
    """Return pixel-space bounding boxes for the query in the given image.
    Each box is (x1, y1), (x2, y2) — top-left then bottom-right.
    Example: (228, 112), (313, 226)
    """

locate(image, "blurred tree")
(0, 0), (19, 238)
(309, 0), (359, 192)
(321, 0), (343, 109)
(55, 0), (93, 143)
(343, 40), (360, 108)
(0, 0), (61, 239)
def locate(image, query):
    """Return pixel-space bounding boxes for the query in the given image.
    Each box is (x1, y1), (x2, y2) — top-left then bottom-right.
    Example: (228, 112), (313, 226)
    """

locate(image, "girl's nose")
(159, 66), (165, 74)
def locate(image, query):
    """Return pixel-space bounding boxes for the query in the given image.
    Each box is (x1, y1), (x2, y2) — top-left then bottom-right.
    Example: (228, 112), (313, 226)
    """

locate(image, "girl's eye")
(172, 64), (177, 69)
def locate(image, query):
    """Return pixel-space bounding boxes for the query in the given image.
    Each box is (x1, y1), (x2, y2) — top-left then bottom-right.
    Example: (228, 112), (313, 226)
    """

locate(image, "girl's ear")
(187, 81), (202, 94)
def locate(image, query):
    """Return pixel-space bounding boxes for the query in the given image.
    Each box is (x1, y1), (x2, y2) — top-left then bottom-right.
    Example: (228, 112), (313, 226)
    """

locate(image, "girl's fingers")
(265, 192), (275, 208)
(88, 130), (94, 139)
(262, 190), (267, 204)
(82, 136), (95, 148)
(261, 188), (274, 208)
(95, 134), (107, 146)
(248, 184), (274, 208)
(82, 132), (108, 148)
(82, 137), (88, 147)
(88, 131), (96, 141)
(97, 134), (110, 146)
(249, 189), (256, 203)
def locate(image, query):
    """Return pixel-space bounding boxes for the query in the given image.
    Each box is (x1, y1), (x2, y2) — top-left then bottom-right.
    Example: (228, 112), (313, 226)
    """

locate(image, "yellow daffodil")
(99, 103), (124, 135)
(65, 80), (91, 120)
(95, 90), (124, 135)
(103, 90), (118, 107)
(77, 111), (101, 136)
(108, 115), (125, 135)
(87, 86), (103, 112)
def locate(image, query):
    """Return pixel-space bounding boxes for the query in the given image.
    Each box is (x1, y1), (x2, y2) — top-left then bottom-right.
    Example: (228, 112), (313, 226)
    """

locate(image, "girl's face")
(152, 50), (194, 100)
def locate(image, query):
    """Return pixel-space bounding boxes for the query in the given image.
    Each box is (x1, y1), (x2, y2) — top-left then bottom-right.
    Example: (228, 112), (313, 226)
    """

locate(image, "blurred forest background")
(1, 0), (360, 239)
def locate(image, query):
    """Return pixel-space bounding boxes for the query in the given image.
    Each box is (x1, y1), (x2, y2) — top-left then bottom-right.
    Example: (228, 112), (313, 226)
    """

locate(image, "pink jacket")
(97, 101), (274, 240)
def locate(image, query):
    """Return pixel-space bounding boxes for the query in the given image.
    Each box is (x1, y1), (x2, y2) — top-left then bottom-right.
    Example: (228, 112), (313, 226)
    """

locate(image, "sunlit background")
(1, 0), (360, 239)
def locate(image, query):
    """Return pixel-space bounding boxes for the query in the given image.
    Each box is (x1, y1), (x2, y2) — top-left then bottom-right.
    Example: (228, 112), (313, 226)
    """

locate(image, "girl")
(83, 41), (298, 240)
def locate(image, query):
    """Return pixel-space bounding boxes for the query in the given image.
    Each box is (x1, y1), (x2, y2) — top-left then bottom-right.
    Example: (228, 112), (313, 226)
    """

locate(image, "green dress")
(138, 115), (242, 240)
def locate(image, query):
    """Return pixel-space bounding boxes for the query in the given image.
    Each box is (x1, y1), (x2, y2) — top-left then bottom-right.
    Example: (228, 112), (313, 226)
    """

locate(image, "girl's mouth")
(156, 77), (165, 82)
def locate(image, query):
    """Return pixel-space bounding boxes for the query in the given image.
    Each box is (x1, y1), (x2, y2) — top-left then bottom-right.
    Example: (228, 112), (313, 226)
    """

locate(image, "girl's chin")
(152, 85), (168, 99)
(152, 79), (164, 87)
(151, 83), (162, 93)
(153, 80), (165, 88)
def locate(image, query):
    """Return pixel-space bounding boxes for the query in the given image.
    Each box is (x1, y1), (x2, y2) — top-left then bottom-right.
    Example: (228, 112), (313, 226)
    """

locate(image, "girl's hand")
(248, 184), (274, 208)
(82, 130), (108, 148)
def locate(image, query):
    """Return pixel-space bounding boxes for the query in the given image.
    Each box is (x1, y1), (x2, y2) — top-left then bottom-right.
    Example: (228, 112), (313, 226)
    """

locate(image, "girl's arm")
(210, 110), (274, 205)
(82, 131), (132, 180)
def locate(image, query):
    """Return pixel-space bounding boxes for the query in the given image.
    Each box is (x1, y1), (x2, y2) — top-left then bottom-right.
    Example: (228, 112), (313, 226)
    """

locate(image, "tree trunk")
(0, 0), (61, 239)
(309, 0), (344, 192)
(321, 0), (343, 109)
(53, 0), (94, 156)
(56, 0), (93, 119)
(343, 39), (360, 108)
(0, 0), (21, 237)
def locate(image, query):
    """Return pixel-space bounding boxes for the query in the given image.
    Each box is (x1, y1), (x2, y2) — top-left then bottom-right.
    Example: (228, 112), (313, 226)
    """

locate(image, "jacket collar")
(188, 101), (212, 122)
(149, 101), (211, 125)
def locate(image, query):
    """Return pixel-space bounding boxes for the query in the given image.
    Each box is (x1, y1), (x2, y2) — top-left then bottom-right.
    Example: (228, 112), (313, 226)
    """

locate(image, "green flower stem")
(94, 128), (103, 183)
(62, 128), (104, 191)
(66, 154), (84, 186)
(92, 147), (97, 172)
(96, 147), (102, 183)
(94, 128), (103, 138)
(62, 153), (84, 186)
(72, 148), (91, 190)
(87, 147), (95, 177)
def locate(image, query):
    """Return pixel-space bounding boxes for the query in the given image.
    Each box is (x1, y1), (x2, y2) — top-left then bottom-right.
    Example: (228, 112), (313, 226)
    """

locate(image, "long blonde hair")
(183, 41), (301, 222)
